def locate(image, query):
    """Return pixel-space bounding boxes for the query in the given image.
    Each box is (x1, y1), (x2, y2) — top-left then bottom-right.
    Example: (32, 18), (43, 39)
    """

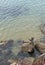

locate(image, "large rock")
(35, 39), (45, 53)
(9, 57), (34, 65)
(18, 57), (34, 65)
(32, 53), (45, 65)
(10, 57), (34, 65)
(21, 41), (34, 53)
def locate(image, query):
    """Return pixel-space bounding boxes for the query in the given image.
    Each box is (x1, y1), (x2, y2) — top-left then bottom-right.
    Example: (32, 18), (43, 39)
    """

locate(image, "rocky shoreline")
(0, 24), (45, 65)
(0, 38), (45, 65)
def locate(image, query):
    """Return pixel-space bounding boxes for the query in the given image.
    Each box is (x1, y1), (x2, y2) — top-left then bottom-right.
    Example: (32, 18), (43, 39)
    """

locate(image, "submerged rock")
(1, 49), (12, 56)
(0, 40), (14, 49)
(17, 51), (30, 59)
(32, 53), (45, 65)
(35, 39), (45, 53)
(5, 40), (14, 47)
(0, 59), (10, 65)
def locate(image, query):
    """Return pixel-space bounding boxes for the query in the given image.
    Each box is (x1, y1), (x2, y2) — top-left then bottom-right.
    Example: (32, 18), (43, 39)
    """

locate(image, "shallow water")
(0, 0), (45, 56)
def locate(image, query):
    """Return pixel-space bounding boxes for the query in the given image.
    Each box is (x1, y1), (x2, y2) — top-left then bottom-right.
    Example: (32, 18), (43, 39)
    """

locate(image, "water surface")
(0, 0), (45, 55)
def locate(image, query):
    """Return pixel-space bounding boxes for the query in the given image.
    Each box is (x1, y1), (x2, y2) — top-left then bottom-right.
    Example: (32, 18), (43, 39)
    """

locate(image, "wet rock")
(0, 40), (14, 49)
(17, 40), (30, 44)
(32, 53), (45, 65)
(0, 41), (6, 48)
(17, 51), (30, 59)
(8, 59), (18, 65)
(35, 39), (45, 53)
(21, 41), (34, 53)
(40, 23), (45, 34)
(0, 48), (2, 54)
(9, 57), (34, 65)
(0, 59), (10, 65)
(10, 62), (17, 65)
(40, 36), (45, 43)
(1, 49), (12, 56)
(18, 57), (35, 65)
(5, 40), (14, 47)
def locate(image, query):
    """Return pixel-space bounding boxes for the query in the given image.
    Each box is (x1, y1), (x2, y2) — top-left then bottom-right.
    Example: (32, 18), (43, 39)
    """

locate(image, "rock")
(0, 41), (6, 48)
(9, 59), (18, 65)
(32, 53), (45, 65)
(8, 59), (15, 63)
(10, 62), (16, 65)
(0, 40), (14, 49)
(21, 37), (35, 53)
(0, 59), (10, 65)
(18, 57), (35, 65)
(35, 39), (45, 53)
(17, 40), (30, 43)
(5, 40), (14, 48)
(21, 41), (34, 53)
(0, 41), (6, 45)
(9, 57), (34, 65)
(40, 36), (45, 43)
(40, 23), (45, 34)
(10, 62), (18, 65)
(1, 49), (12, 56)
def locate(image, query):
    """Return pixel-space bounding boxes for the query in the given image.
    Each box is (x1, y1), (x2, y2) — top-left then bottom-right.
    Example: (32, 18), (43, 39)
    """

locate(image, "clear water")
(0, 0), (45, 56)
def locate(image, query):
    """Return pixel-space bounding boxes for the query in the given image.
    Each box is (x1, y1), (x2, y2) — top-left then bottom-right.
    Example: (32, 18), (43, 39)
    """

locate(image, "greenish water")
(0, 0), (45, 55)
